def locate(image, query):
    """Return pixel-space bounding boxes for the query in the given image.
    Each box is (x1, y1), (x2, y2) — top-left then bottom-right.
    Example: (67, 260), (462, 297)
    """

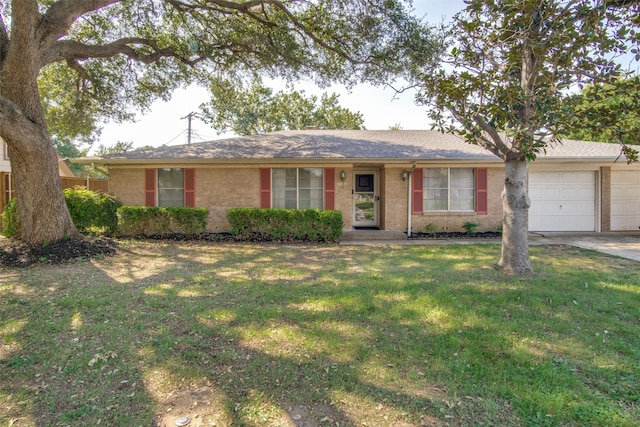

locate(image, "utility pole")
(181, 112), (198, 144)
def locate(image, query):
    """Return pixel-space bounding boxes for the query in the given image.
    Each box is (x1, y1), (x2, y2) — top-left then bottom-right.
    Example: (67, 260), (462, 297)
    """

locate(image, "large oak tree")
(0, 0), (435, 245)
(419, 0), (639, 275)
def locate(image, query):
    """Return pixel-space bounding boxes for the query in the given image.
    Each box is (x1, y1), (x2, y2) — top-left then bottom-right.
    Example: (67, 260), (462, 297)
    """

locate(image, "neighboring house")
(73, 130), (640, 234)
(0, 137), (83, 214)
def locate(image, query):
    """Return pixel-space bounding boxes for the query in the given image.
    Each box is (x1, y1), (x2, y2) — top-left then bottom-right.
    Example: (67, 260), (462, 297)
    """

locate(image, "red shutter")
(324, 168), (336, 210)
(259, 168), (271, 208)
(476, 168), (488, 215)
(145, 169), (156, 206)
(184, 168), (195, 207)
(412, 168), (423, 214)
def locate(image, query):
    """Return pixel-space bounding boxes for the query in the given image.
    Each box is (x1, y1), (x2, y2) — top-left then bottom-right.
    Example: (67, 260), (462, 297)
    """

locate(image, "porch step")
(341, 230), (408, 242)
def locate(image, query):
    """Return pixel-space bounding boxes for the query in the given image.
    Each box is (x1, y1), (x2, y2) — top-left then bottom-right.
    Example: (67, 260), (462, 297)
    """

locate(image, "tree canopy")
(201, 81), (364, 135)
(20, 0), (434, 145)
(559, 76), (640, 162)
(418, 0), (640, 275)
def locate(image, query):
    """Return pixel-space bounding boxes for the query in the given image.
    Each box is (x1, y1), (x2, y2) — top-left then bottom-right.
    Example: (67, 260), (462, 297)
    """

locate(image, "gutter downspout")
(407, 161), (417, 237)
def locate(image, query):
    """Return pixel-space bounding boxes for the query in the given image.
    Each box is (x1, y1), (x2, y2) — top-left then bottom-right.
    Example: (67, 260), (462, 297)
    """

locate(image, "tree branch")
(169, 0), (379, 68)
(449, 106), (511, 159)
(37, 0), (120, 53)
(41, 37), (204, 67)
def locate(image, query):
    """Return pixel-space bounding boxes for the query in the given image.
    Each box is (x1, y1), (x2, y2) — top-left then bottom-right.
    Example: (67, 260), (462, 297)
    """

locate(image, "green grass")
(1, 241), (639, 426)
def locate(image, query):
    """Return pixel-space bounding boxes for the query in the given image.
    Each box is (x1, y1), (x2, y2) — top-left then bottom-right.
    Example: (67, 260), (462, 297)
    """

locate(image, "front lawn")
(1, 241), (638, 426)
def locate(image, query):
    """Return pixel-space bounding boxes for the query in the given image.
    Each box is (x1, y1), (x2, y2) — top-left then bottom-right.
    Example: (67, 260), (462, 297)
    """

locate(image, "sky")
(95, 0), (467, 152)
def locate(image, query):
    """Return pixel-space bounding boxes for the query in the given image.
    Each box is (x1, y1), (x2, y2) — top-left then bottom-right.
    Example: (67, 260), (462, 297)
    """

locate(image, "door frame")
(353, 170), (379, 228)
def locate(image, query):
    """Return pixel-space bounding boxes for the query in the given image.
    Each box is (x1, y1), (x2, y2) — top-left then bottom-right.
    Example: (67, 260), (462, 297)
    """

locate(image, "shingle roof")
(83, 130), (626, 164)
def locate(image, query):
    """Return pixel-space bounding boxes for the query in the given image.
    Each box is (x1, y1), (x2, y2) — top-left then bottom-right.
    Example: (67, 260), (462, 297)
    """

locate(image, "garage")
(611, 170), (640, 231)
(529, 171), (596, 232)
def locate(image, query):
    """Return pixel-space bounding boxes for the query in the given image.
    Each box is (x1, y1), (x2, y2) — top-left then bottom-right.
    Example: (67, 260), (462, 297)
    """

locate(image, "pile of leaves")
(0, 237), (119, 268)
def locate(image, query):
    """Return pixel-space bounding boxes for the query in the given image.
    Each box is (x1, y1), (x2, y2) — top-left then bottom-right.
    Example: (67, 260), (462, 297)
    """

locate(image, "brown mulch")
(0, 236), (119, 268)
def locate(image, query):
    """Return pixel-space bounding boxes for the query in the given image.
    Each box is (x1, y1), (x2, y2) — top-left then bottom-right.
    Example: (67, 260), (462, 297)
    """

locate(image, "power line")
(180, 112), (201, 144)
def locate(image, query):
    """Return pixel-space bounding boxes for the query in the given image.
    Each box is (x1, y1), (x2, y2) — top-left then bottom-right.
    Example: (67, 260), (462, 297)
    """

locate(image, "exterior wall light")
(340, 170), (347, 181)
(401, 171), (409, 181)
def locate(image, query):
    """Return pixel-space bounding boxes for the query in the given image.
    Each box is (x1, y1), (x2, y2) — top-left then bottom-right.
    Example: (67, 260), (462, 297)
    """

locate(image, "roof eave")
(71, 156), (504, 167)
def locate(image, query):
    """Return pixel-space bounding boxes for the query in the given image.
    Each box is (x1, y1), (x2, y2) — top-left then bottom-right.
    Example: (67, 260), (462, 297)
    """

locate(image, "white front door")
(353, 172), (378, 228)
(529, 171), (596, 232)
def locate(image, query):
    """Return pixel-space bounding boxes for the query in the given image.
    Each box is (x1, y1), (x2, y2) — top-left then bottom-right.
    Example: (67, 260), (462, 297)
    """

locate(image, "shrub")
(1, 199), (20, 238)
(1, 188), (122, 238)
(227, 208), (343, 242)
(462, 221), (479, 235)
(424, 223), (437, 234)
(64, 186), (122, 236)
(117, 206), (209, 236)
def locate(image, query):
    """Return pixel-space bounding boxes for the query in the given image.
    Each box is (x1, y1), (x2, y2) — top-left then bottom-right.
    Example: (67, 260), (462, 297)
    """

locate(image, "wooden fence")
(0, 173), (109, 219)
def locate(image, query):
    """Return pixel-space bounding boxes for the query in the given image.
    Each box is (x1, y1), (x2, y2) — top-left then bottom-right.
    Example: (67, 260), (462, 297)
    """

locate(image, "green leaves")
(200, 80), (364, 135)
(22, 0), (437, 145)
(418, 0), (639, 162)
(226, 208), (343, 242)
(558, 75), (640, 162)
(116, 206), (209, 237)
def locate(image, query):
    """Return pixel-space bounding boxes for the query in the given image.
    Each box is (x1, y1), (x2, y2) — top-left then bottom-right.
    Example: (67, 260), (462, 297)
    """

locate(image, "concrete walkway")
(529, 232), (640, 262)
(341, 232), (640, 262)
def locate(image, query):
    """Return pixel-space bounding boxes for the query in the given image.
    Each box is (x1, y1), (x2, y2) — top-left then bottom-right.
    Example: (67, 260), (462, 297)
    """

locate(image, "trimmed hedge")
(117, 206), (209, 236)
(227, 208), (343, 242)
(1, 187), (122, 238)
(64, 186), (122, 236)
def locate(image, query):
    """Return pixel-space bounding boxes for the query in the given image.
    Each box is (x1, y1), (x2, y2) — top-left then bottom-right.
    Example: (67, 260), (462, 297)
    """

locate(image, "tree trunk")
(5, 132), (80, 245)
(496, 157), (533, 275)
(0, 0), (79, 245)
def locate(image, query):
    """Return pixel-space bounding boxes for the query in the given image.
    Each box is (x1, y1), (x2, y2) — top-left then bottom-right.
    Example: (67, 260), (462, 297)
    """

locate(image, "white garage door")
(529, 171), (595, 232)
(611, 171), (640, 231)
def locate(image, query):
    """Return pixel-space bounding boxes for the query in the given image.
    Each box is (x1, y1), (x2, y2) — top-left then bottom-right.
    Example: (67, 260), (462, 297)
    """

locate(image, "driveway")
(343, 232), (640, 262)
(529, 232), (640, 262)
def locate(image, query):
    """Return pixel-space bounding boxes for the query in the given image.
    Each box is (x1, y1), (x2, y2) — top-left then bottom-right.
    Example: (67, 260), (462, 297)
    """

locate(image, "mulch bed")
(0, 237), (119, 268)
(409, 231), (502, 240)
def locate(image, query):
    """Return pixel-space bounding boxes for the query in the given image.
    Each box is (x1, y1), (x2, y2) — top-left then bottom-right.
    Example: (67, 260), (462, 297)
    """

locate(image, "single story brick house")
(74, 130), (640, 234)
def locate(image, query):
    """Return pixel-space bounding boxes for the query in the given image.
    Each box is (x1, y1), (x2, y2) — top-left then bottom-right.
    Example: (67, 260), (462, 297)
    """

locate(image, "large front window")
(423, 168), (475, 211)
(272, 168), (323, 209)
(158, 168), (184, 207)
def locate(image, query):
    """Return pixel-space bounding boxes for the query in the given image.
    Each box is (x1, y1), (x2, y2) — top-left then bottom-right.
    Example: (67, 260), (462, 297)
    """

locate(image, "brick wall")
(334, 168), (353, 230)
(196, 168), (260, 231)
(109, 169), (145, 206)
(382, 167), (410, 231)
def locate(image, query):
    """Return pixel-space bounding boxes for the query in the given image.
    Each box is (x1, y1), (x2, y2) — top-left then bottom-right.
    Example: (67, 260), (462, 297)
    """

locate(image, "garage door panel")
(611, 171), (640, 230)
(529, 171), (595, 232)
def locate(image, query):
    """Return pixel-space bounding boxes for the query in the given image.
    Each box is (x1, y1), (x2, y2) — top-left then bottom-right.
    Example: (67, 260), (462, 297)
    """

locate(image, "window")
(157, 168), (184, 207)
(423, 168), (475, 211)
(272, 168), (323, 209)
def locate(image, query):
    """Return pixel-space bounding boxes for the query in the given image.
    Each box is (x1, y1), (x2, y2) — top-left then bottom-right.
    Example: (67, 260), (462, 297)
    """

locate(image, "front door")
(354, 172), (378, 228)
